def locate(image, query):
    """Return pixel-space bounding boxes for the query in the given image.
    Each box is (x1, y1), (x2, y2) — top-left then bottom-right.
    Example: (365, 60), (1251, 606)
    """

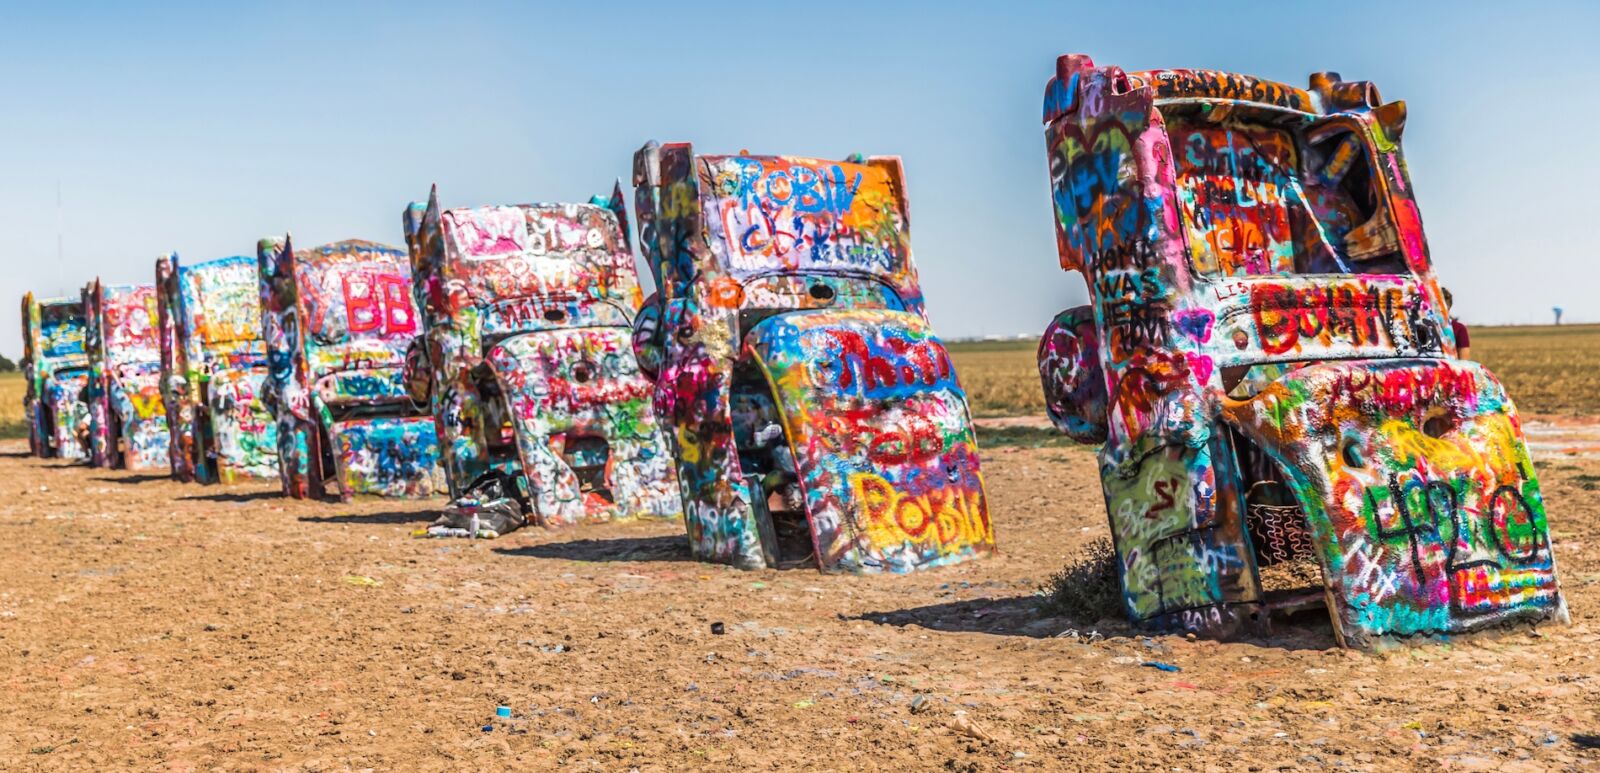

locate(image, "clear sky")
(3, 0), (1595, 357)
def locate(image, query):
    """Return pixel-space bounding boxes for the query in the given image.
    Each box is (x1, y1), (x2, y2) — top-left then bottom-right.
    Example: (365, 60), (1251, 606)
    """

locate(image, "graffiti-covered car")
(21, 293), (92, 460)
(257, 236), (444, 500)
(632, 142), (993, 573)
(83, 280), (170, 471)
(402, 186), (681, 525)
(1037, 54), (1565, 646)
(157, 253), (279, 483)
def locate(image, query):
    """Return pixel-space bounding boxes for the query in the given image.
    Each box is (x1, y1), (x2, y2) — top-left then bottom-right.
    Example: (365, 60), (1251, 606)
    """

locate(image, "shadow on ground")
(495, 535), (690, 563)
(852, 596), (1335, 651)
(299, 510), (435, 526)
(93, 474), (173, 485)
(851, 595), (1068, 638)
(180, 490), (282, 503)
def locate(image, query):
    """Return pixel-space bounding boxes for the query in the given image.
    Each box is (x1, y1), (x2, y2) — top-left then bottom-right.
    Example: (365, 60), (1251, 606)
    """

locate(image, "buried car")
(21, 293), (92, 460)
(82, 280), (170, 471)
(157, 253), (279, 483)
(1037, 54), (1565, 646)
(257, 236), (444, 500)
(632, 142), (993, 573)
(402, 186), (681, 526)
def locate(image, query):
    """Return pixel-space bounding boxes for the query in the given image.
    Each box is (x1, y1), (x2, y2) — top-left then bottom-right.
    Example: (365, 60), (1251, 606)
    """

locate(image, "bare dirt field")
(1, 437), (1598, 771)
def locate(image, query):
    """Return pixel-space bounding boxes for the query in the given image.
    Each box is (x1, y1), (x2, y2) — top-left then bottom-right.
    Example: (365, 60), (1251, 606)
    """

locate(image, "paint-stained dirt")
(0, 438), (1597, 770)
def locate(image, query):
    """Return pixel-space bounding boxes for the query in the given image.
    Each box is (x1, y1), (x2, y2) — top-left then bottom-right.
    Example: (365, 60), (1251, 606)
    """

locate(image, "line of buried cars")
(16, 57), (1569, 649)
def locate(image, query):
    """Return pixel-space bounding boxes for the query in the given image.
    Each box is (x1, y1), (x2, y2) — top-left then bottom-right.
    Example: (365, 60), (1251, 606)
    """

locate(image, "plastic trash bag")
(423, 470), (529, 539)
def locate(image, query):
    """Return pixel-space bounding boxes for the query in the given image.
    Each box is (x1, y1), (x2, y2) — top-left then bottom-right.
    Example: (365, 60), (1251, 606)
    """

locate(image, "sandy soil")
(0, 438), (1597, 771)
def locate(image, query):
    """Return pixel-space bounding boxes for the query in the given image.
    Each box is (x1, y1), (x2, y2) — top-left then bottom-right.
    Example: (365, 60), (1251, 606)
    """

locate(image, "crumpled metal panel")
(1036, 53), (1564, 644)
(1223, 360), (1565, 646)
(43, 370), (91, 460)
(743, 308), (993, 573)
(486, 329), (680, 525)
(403, 188), (679, 527)
(325, 415), (443, 498)
(1038, 305), (1107, 445)
(632, 142), (991, 572)
(83, 281), (170, 472)
(207, 368), (278, 481)
(257, 236), (442, 500)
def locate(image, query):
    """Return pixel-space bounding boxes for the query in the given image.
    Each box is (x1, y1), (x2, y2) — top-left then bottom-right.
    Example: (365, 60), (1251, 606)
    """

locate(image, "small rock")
(910, 695), (930, 714)
(710, 622), (726, 636)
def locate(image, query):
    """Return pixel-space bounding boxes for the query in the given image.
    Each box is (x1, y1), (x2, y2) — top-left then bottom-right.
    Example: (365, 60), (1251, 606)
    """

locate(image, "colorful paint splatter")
(633, 143), (993, 573)
(1037, 54), (1565, 646)
(157, 253), (280, 483)
(257, 236), (443, 500)
(82, 280), (170, 472)
(21, 293), (92, 461)
(402, 186), (680, 526)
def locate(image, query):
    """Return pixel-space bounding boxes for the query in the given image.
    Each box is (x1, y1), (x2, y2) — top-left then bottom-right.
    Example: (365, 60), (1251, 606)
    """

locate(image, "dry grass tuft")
(1039, 537), (1124, 622)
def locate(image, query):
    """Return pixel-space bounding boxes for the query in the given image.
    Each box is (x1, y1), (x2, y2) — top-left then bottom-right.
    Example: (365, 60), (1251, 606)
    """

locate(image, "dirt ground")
(0, 434), (1597, 772)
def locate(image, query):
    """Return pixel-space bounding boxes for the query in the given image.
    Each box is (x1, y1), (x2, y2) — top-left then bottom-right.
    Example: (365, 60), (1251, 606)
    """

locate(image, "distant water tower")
(1554, 306), (1564, 325)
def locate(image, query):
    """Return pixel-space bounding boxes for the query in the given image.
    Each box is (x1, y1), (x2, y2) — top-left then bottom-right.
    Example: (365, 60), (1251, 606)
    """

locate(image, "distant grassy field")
(0, 372), (26, 438)
(0, 325), (1592, 440)
(950, 323), (1600, 418)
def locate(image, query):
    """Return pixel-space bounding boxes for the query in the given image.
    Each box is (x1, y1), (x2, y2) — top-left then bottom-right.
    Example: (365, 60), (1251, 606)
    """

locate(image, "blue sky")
(3, 0), (1595, 357)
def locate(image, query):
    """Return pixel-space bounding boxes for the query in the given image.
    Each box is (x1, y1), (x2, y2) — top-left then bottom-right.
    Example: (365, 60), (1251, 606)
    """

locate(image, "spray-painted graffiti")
(633, 142), (991, 573)
(82, 281), (170, 472)
(748, 311), (992, 571)
(1037, 54), (1564, 645)
(257, 236), (443, 500)
(158, 254), (279, 483)
(20, 294), (92, 460)
(402, 186), (679, 526)
(1224, 360), (1560, 640)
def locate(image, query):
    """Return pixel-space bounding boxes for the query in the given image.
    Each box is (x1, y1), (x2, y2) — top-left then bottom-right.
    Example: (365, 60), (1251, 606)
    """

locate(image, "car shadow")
(92, 474), (173, 484)
(179, 490), (282, 503)
(850, 596), (1336, 651)
(851, 595), (1070, 638)
(494, 535), (691, 563)
(298, 510), (436, 526)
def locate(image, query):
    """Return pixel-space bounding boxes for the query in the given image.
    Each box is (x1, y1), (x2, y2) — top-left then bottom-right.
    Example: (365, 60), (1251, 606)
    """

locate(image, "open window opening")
(197, 405), (219, 480)
(472, 365), (519, 458)
(109, 405), (127, 468)
(1302, 125), (1406, 274)
(40, 402), (57, 453)
(1167, 111), (1411, 281)
(196, 381), (219, 480)
(1228, 427), (1329, 623)
(314, 420), (337, 497)
(730, 358), (813, 569)
(557, 433), (613, 507)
